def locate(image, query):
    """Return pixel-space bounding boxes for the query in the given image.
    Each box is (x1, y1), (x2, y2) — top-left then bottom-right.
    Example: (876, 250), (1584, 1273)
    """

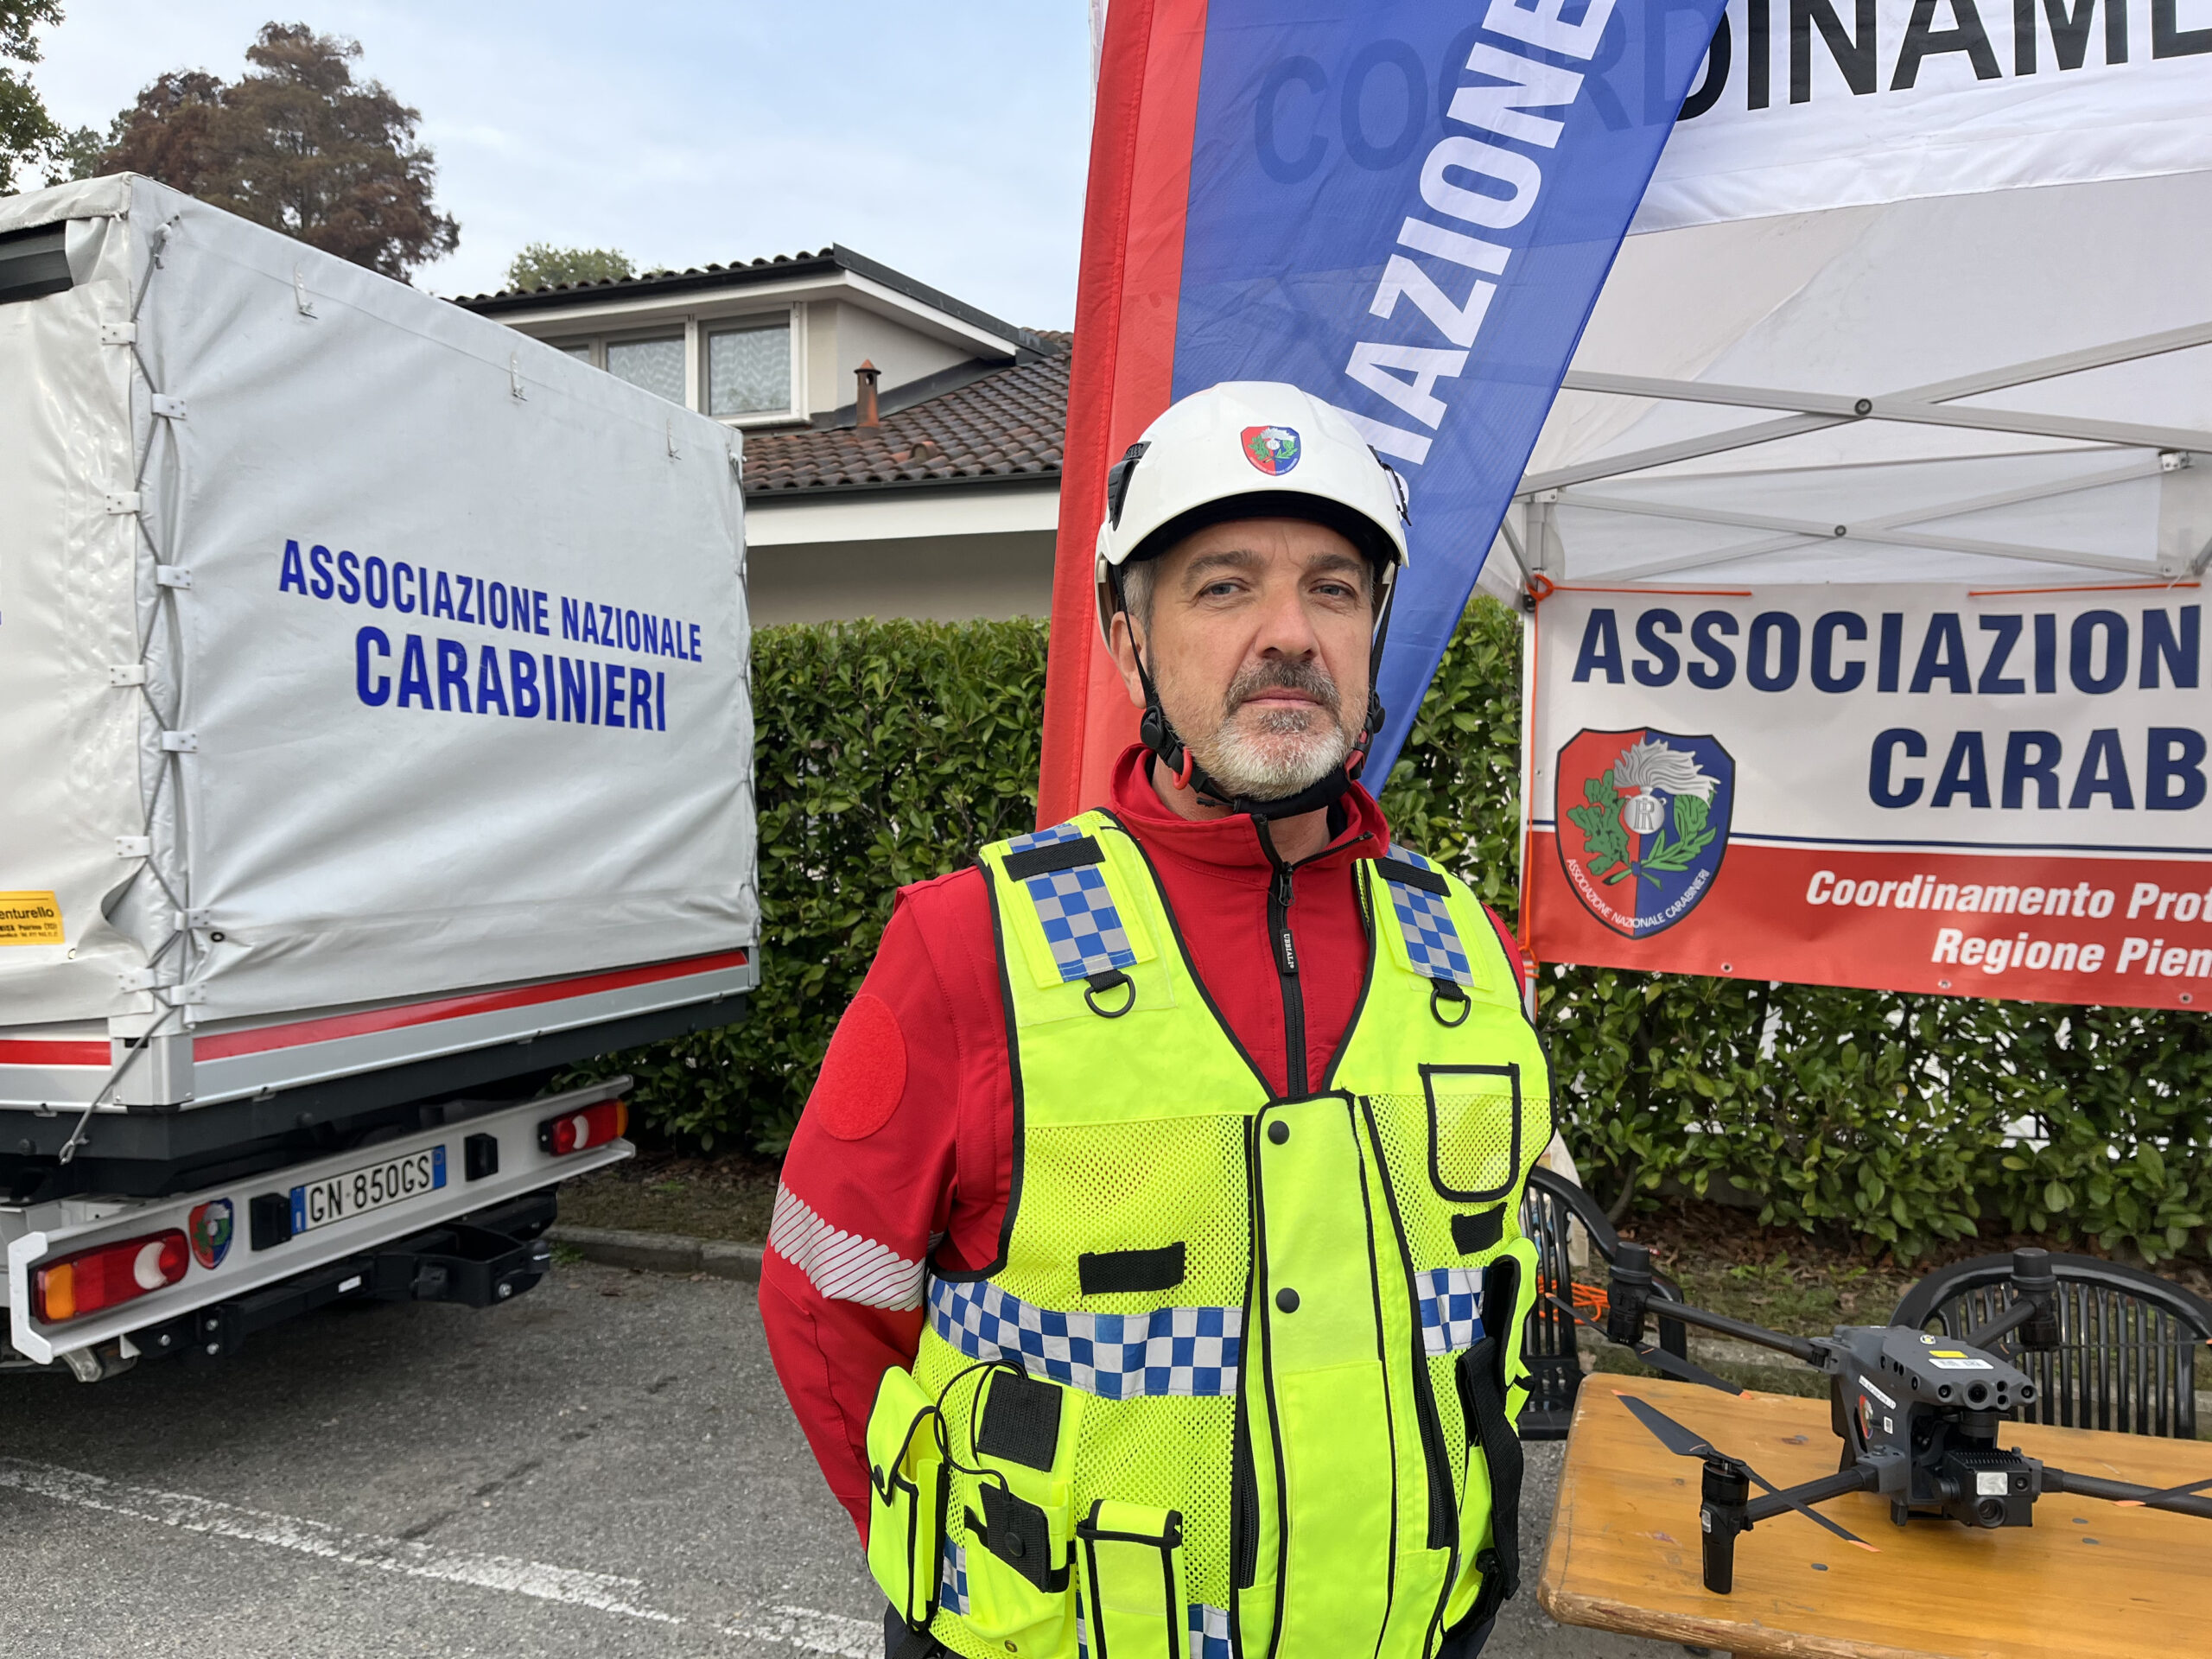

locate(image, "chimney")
(855, 359), (880, 429)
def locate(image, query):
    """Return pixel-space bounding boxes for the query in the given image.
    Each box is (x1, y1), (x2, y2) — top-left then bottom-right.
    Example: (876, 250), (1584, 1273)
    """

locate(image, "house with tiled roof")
(454, 247), (1065, 623)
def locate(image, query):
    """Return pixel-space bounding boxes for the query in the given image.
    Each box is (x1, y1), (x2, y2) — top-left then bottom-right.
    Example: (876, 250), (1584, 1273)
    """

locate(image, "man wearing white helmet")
(763, 383), (1548, 1659)
(1089, 382), (1410, 849)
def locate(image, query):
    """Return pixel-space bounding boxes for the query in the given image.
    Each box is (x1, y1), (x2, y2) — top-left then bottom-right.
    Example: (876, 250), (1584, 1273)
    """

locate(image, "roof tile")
(454, 249), (837, 306)
(741, 334), (1070, 497)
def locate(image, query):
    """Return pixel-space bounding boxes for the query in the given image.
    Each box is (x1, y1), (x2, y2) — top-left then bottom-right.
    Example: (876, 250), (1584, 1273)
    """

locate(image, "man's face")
(1111, 516), (1374, 800)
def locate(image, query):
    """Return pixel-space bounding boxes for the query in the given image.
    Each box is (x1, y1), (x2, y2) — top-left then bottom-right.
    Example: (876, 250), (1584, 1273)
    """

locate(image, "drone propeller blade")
(1612, 1391), (1880, 1553)
(2114, 1473), (2212, 1507)
(1615, 1389), (1718, 1459)
(1627, 1336), (1749, 1397)
(1734, 1465), (1880, 1552)
(1545, 1292), (1745, 1395)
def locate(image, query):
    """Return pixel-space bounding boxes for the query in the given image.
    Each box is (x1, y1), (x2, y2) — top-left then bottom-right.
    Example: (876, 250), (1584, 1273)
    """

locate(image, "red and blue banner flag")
(1039, 0), (1728, 821)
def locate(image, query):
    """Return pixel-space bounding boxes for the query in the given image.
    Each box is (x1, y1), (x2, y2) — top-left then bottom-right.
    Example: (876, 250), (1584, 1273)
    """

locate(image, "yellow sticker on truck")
(0, 893), (65, 945)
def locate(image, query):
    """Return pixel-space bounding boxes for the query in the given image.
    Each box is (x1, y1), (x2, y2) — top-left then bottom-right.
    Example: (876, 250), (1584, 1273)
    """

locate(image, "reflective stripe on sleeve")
(766, 1182), (925, 1309)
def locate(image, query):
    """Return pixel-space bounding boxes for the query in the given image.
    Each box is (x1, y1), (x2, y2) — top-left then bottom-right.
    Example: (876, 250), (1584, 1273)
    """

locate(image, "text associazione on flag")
(1530, 586), (2211, 1012)
(1037, 0), (1728, 822)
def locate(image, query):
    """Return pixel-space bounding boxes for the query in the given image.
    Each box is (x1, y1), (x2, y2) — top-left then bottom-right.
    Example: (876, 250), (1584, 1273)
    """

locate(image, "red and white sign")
(1526, 582), (2210, 1009)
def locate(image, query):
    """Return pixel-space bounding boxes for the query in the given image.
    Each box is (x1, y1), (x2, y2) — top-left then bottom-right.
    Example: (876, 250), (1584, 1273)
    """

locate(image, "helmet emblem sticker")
(188, 1198), (233, 1269)
(1241, 425), (1300, 475)
(1555, 729), (1733, 938)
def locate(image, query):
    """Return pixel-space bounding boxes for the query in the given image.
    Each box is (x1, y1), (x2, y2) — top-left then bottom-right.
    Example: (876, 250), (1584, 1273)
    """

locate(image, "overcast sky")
(27, 1), (1094, 327)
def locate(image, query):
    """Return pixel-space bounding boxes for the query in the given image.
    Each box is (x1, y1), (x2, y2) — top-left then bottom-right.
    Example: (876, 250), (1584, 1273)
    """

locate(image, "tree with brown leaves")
(86, 22), (458, 282)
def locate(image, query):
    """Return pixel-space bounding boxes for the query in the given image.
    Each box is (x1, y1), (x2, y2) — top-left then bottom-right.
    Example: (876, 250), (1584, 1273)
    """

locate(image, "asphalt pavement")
(0, 1260), (1680, 1658)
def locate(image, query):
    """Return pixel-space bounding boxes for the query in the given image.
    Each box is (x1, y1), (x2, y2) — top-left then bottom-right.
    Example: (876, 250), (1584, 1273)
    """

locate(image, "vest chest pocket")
(865, 1367), (948, 1635)
(1420, 1063), (1527, 1205)
(954, 1367), (1082, 1651)
(1075, 1501), (1186, 1659)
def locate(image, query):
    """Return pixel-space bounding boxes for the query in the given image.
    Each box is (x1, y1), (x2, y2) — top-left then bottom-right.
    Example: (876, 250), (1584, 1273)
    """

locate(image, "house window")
(707, 320), (791, 418)
(555, 340), (594, 364)
(605, 334), (685, 404)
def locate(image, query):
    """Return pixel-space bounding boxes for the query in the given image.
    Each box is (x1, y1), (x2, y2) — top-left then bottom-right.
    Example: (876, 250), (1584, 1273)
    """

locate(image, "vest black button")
(1267, 1122), (1289, 1145)
(1275, 1287), (1300, 1313)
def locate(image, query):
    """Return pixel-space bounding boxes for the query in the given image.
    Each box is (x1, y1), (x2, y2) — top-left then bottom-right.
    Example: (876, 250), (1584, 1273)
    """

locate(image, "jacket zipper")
(1268, 861), (1306, 1096)
(1231, 1388), (1261, 1588)
(1258, 828), (1370, 1097)
(1233, 1120), (1262, 1594)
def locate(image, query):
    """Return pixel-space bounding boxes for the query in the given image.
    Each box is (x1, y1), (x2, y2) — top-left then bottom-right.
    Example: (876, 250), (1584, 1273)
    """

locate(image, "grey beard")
(1179, 660), (1354, 801)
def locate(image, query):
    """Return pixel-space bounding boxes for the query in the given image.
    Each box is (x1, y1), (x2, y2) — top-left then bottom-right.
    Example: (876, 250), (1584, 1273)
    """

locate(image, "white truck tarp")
(1, 175), (757, 1033)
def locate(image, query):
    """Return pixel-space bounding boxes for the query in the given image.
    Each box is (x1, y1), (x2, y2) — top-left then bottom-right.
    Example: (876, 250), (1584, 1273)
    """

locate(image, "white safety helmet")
(1093, 380), (1411, 649)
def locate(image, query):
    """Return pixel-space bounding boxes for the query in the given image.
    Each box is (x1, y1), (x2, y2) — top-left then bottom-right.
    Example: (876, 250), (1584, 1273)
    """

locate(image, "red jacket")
(760, 745), (1505, 1535)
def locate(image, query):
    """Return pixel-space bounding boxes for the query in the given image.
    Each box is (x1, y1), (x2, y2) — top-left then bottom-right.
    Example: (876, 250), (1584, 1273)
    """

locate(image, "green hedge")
(571, 618), (1047, 1150)
(575, 604), (2211, 1264)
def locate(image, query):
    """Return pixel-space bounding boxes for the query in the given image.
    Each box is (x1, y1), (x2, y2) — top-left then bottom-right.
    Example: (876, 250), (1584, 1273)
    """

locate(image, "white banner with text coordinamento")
(1637, 0), (2212, 230)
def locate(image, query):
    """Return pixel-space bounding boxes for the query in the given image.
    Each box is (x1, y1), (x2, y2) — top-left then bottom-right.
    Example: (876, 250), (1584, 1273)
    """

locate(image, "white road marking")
(726, 1604), (880, 1656)
(0, 1457), (680, 1624)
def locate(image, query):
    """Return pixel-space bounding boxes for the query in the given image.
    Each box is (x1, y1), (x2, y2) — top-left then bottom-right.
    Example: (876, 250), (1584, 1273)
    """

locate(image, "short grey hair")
(1117, 558), (1158, 638)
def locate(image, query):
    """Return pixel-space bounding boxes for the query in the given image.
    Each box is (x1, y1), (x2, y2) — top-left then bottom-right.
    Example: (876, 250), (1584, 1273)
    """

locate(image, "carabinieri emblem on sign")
(1555, 730), (1733, 939)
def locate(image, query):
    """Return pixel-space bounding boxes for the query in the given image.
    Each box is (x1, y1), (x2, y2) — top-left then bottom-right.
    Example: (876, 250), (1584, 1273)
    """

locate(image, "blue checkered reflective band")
(1188, 1602), (1232, 1659)
(940, 1536), (970, 1615)
(927, 1276), (1241, 1399)
(1004, 823), (1137, 982)
(1075, 1600), (1227, 1659)
(1005, 822), (1087, 853)
(1419, 1267), (1485, 1357)
(1384, 849), (1473, 987)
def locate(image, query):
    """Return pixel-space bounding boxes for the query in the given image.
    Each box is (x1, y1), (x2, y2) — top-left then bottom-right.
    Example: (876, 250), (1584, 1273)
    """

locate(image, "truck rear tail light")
(538, 1099), (626, 1156)
(35, 1230), (190, 1324)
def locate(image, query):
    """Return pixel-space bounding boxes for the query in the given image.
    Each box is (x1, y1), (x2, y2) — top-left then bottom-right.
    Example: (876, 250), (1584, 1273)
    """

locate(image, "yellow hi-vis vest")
(865, 810), (1549, 1659)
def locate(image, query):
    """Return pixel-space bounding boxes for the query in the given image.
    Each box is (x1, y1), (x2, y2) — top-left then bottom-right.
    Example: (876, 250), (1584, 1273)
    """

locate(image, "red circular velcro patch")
(810, 992), (909, 1141)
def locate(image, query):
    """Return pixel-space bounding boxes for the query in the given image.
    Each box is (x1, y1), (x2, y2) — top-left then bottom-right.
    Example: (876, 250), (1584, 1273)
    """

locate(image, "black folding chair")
(1516, 1166), (1689, 1439)
(1890, 1251), (2212, 1440)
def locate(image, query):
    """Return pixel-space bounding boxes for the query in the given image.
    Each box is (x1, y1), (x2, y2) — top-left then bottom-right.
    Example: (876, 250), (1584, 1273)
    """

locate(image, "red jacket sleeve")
(758, 867), (1013, 1537)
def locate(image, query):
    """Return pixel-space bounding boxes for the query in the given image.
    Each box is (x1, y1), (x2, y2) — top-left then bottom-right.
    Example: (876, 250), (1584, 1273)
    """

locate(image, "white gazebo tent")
(1487, 168), (2212, 597)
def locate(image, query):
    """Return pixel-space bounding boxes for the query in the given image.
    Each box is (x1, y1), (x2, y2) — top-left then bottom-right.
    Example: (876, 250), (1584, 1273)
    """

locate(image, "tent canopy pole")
(1529, 318), (2212, 496)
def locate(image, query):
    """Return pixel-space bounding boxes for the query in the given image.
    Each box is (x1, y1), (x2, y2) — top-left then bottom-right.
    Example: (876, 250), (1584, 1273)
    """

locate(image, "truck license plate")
(290, 1146), (447, 1235)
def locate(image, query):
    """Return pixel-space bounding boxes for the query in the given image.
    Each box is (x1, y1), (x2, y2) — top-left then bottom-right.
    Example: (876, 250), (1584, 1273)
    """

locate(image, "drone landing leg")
(1704, 1459), (1883, 1593)
(1700, 1458), (1751, 1595)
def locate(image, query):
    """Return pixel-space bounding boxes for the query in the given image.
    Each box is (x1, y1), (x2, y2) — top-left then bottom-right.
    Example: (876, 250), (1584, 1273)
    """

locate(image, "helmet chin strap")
(1114, 565), (1393, 824)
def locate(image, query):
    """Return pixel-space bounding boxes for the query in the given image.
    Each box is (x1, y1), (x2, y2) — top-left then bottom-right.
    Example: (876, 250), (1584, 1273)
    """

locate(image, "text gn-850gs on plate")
(289, 1145), (448, 1235)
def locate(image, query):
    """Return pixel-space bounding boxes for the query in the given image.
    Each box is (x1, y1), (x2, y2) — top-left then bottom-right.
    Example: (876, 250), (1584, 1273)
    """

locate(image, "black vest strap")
(1454, 1253), (1525, 1632)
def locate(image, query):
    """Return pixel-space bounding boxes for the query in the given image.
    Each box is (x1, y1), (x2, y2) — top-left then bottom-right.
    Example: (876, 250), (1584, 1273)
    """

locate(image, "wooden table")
(1539, 1375), (2212, 1659)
